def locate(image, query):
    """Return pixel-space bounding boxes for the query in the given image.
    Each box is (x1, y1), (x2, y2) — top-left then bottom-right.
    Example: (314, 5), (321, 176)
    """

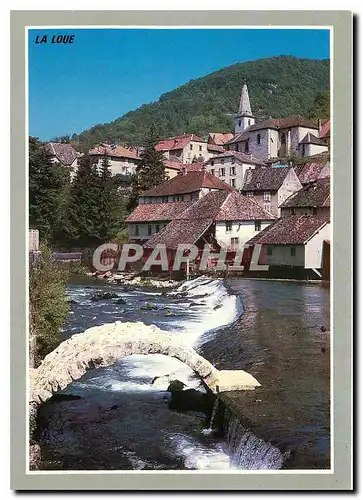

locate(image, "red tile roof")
(47, 143), (79, 166)
(281, 178), (330, 208)
(164, 160), (183, 171)
(144, 190), (275, 249)
(126, 201), (192, 223)
(319, 120), (330, 138)
(144, 191), (230, 250)
(140, 170), (234, 197)
(294, 160), (330, 185)
(215, 192), (276, 221)
(155, 134), (205, 152)
(242, 166), (294, 191)
(208, 132), (234, 145)
(88, 143), (141, 160)
(245, 215), (330, 245)
(207, 144), (225, 153)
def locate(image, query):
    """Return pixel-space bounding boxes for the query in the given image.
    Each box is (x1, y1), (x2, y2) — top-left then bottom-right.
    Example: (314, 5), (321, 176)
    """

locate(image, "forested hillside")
(70, 56), (330, 151)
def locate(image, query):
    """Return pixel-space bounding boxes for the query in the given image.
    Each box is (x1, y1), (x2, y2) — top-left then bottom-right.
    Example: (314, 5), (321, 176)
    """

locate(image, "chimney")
(318, 118), (322, 132)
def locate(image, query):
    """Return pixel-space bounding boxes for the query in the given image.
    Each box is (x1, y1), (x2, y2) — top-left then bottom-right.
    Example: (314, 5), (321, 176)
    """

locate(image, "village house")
(46, 142), (81, 176)
(126, 170), (234, 241)
(224, 83), (329, 162)
(142, 190), (275, 270)
(241, 166), (302, 217)
(204, 150), (266, 190)
(155, 134), (209, 164)
(138, 169), (234, 205)
(126, 201), (192, 244)
(243, 214), (330, 279)
(163, 160), (205, 179)
(88, 143), (142, 176)
(280, 178), (330, 217)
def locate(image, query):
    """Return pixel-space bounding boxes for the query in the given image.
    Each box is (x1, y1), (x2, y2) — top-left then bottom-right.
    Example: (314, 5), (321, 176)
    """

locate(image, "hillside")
(71, 56), (330, 151)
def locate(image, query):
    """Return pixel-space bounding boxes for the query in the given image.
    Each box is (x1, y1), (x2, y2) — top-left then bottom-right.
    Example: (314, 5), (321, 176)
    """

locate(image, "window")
(134, 225), (139, 236)
(148, 224), (152, 236)
(263, 191), (271, 201)
(244, 142), (249, 153)
(256, 182), (261, 189)
(291, 208), (295, 215)
(211, 160), (214, 166)
(220, 168), (225, 177)
(199, 145), (202, 151)
(211, 169), (215, 176)
(248, 119), (251, 126)
(290, 247), (296, 257)
(238, 120), (242, 127)
(267, 247), (273, 256)
(173, 195), (183, 202)
(235, 144), (239, 152)
(264, 203), (271, 212)
(230, 166), (236, 176)
(190, 144), (193, 150)
(255, 221), (261, 231)
(231, 237), (239, 248)
(246, 191), (253, 197)
(281, 133), (286, 144)
(225, 221), (232, 232)
(155, 224), (160, 233)
(312, 207), (318, 214)
(162, 195), (168, 203)
(230, 179), (236, 188)
(220, 158), (224, 164)
(257, 133), (261, 145)
(231, 157), (235, 164)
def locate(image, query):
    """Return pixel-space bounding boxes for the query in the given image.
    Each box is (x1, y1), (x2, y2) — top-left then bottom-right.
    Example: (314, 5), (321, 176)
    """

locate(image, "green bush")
(29, 245), (69, 367)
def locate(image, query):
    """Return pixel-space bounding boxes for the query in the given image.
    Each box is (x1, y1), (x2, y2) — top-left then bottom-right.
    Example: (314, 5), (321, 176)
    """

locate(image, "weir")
(30, 321), (261, 404)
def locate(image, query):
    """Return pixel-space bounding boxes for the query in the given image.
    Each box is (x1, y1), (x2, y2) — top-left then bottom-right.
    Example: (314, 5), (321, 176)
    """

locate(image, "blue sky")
(28, 29), (330, 141)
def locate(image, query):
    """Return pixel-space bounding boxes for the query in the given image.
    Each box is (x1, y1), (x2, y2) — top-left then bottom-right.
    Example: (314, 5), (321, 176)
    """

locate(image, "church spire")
(238, 83), (253, 116)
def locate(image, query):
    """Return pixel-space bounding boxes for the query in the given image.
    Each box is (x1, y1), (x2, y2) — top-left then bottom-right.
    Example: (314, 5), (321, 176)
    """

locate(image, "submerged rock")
(90, 292), (119, 302)
(140, 302), (158, 311)
(167, 380), (186, 392)
(116, 298), (127, 305)
(68, 299), (78, 305)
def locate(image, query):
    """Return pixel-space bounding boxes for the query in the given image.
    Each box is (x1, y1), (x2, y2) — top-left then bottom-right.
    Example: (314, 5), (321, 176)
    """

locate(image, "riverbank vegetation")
(29, 245), (69, 367)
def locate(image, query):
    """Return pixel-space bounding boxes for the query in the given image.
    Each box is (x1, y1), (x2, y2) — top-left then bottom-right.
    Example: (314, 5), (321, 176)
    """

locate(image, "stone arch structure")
(30, 321), (260, 404)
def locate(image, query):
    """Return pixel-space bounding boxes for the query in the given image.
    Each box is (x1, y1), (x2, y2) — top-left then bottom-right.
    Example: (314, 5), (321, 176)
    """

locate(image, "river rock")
(167, 380), (186, 392)
(68, 299), (78, 305)
(140, 302), (158, 311)
(116, 298), (127, 305)
(90, 292), (119, 302)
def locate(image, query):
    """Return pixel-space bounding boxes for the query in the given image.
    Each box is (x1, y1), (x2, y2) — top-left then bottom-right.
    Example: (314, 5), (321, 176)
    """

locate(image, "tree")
(29, 136), (70, 244)
(131, 125), (167, 203)
(67, 153), (101, 247)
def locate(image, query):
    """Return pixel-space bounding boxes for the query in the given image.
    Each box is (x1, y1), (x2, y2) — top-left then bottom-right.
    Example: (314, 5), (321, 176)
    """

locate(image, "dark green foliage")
(67, 154), (129, 247)
(131, 125), (167, 202)
(29, 245), (69, 367)
(29, 137), (70, 243)
(308, 89), (330, 121)
(72, 56), (330, 150)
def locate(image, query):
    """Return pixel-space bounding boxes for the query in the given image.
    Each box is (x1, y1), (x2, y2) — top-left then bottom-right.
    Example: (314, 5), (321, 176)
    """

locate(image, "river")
(35, 276), (330, 470)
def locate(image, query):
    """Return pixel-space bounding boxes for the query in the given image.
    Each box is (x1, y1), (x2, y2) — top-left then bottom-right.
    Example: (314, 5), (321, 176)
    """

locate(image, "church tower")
(234, 83), (256, 134)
